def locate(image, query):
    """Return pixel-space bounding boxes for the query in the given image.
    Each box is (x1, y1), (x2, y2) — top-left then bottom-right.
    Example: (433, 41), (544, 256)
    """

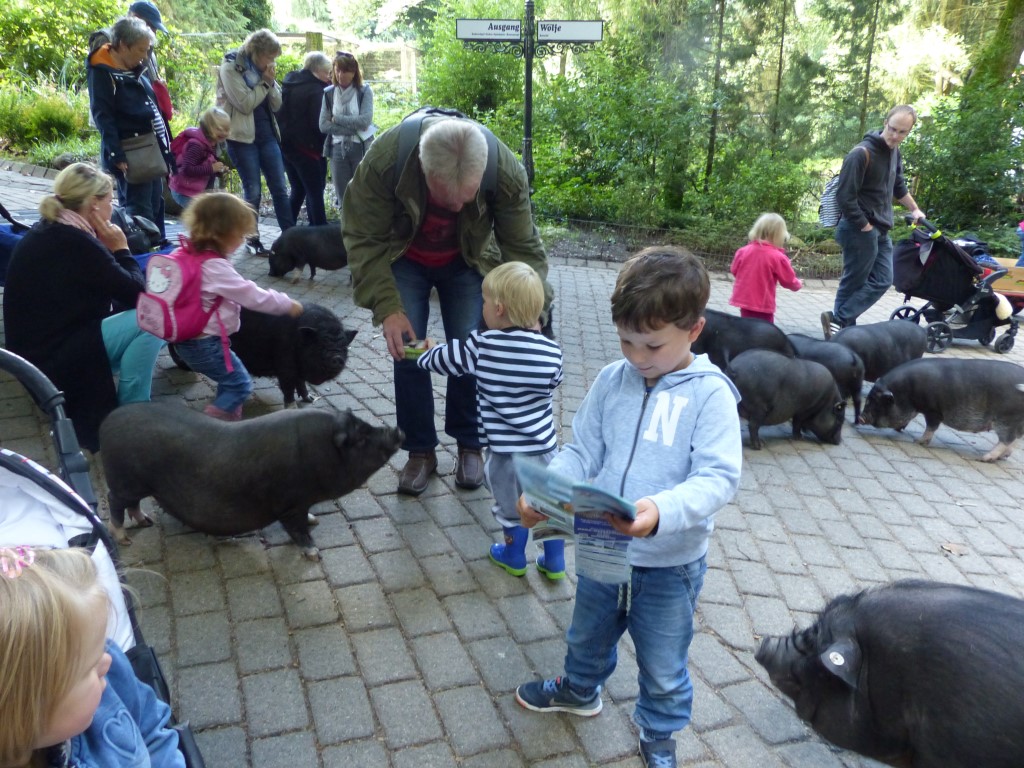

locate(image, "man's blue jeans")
(173, 336), (253, 413)
(564, 558), (706, 737)
(283, 149), (328, 225)
(833, 219), (893, 326)
(392, 256), (483, 453)
(226, 139), (295, 230)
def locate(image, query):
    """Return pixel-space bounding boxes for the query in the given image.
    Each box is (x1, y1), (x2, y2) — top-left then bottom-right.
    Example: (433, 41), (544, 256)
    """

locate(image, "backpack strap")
(394, 107), (499, 205)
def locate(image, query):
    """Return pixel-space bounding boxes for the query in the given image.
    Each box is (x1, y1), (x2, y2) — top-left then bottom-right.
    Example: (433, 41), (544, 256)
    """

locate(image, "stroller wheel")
(994, 333), (1015, 354)
(890, 304), (922, 323)
(926, 321), (953, 353)
(980, 327), (997, 346)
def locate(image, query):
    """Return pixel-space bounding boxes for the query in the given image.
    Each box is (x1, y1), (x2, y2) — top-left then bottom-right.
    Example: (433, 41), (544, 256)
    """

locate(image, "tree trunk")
(770, 0), (788, 149)
(966, 0), (1024, 87)
(703, 0), (727, 192)
(858, 0), (882, 136)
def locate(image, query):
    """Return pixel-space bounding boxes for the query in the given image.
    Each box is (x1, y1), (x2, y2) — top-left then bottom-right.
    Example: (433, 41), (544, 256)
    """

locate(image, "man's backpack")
(136, 246), (222, 343)
(394, 107), (499, 203)
(818, 144), (871, 228)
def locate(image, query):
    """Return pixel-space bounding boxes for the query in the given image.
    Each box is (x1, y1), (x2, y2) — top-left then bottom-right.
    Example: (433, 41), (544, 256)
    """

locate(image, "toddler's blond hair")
(748, 213), (789, 248)
(483, 262), (545, 328)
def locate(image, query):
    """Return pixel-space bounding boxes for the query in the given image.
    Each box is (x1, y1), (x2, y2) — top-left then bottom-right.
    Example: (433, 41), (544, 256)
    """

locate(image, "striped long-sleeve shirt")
(417, 328), (563, 453)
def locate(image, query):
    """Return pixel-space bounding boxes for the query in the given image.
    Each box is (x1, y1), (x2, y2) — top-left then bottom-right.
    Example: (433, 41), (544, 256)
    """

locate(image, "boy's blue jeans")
(833, 219), (893, 326)
(391, 256), (483, 453)
(565, 557), (706, 737)
(173, 336), (253, 412)
(101, 311), (166, 404)
(226, 139), (295, 230)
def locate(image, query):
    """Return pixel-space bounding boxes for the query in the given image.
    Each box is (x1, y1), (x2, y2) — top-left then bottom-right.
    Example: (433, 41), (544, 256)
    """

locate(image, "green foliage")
(0, 84), (92, 149)
(417, 0), (524, 115)
(904, 79), (1024, 230)
(0, 0), (121, 87)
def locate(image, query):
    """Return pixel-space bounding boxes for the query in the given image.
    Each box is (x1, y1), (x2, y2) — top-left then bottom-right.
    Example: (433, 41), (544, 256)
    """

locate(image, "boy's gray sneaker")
(639, 737), (677, 768)
(515, 676), (603, 716)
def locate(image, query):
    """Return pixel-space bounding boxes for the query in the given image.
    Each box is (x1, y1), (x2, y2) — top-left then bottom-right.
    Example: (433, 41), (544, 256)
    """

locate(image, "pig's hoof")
(306, 512), (320, 527)
(108, 523), (132, 546)
(302, 546), (321, 561)
(127, 507), (154, 528)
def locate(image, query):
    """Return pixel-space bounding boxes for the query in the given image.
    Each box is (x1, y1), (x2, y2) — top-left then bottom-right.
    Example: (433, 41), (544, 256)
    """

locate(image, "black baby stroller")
(0, 348), (206, 767)
(890, 217), (1019, 353)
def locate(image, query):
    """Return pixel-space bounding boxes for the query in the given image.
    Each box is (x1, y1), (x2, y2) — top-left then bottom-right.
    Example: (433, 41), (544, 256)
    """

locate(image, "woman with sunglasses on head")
(319, 51), (375, 209)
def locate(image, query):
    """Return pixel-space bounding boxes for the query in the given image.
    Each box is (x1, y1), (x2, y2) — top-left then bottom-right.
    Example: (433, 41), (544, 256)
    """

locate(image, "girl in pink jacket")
(171, 192), (302, 420)
(729, 213), (802, 324)
(168, 107), (231, 209)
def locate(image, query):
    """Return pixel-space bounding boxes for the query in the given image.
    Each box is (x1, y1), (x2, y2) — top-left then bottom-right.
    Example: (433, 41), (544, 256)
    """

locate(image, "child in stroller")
(0, 348), (205, 768)
(891, 217), (1019, 353)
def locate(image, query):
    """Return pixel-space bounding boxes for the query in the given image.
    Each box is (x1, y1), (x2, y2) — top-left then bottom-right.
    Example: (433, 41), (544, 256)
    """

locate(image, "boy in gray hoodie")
(514, 246), (743, 768)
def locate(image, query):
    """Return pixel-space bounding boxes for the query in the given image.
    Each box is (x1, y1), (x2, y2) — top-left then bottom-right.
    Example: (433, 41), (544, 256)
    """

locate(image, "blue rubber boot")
(536, 539), (566, 580)
(489, 526), (529, 576)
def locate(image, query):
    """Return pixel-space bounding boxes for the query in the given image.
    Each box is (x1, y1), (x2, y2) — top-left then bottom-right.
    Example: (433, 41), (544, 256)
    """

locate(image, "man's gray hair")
(303, 51), (331, 75)
(419, 120), (488, 192)
(110, 16), (155, 49)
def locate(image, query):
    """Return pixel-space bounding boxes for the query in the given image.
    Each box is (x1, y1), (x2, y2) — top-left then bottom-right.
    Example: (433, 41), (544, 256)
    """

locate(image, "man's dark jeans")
(833, 218), (893, 326)
(391, 256), (483, 453)
(283, 149), (328, 225)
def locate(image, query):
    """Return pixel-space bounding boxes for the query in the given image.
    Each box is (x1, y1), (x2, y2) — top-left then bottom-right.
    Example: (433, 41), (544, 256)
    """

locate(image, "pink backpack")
(136, 245), (222, 343)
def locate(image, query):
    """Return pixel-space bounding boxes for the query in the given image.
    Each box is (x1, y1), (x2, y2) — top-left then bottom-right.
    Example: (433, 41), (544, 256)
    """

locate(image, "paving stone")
(392, 587), (452, 636)
(392, 741), (459, 768)
(370, 547), (427, 591)
(241, 668), (309, 736)
(235, 616), (292, 674)
(175, 610), (232, 666)
(176, 663), (242, 728)
(351, 626), (418, 685)
(224, 573), (282, 621)
(281, 578), (340, 628)
(444, 591), (509, 641)
(250, 730), (319, 768)
(371, 679), (444, 748)
(336, 581), (396, 631)
(468, 635), (534, 693)
(322, 740), (390, 768)
(309, 676), (375, 743)
(721, 680), (807, 744)
(435, 685), (509, 756)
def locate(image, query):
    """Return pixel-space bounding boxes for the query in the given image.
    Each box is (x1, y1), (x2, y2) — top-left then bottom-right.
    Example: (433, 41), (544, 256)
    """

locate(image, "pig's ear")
(343, 329), (357, 344)
(820, 638), (861, 689)
(332, 410), (357, 449)
(878, 390), (895, 407)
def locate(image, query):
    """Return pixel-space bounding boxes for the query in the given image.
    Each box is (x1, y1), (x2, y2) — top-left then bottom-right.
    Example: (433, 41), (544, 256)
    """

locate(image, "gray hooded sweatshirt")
(549, 353), (743, 568)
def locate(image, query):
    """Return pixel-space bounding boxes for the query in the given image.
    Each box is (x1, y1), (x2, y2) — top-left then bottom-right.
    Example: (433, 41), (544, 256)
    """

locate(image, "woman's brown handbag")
(121, 133), (168, 184)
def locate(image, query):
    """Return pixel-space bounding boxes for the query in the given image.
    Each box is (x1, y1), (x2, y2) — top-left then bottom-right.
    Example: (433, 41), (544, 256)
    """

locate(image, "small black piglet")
(268, 224), (347, 279)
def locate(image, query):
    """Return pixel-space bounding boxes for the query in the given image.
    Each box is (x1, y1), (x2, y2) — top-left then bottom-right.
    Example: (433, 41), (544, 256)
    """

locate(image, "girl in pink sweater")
(729, 212), (802, 324)
(171, 192), (302, 420)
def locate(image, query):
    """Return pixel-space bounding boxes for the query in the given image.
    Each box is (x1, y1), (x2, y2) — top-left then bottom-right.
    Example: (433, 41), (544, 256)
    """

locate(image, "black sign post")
(456, 1), (603, 183)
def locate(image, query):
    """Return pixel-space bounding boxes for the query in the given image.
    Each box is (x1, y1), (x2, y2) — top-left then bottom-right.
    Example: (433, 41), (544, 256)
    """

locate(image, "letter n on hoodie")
(642, 392), (688, 447)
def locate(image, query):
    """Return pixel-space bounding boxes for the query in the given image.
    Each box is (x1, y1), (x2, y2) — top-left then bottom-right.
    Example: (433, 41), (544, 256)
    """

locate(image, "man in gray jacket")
(343, 113), (550, 496)
(821, 105), (925, 339)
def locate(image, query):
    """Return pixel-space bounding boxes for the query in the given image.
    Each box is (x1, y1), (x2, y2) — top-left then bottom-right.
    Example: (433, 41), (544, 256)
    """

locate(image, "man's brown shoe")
(398, 451), (438, 496)
(455, 447), (484, 489)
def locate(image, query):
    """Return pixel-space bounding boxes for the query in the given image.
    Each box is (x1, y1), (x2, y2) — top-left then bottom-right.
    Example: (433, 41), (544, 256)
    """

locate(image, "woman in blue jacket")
(87, 15), (172, 239)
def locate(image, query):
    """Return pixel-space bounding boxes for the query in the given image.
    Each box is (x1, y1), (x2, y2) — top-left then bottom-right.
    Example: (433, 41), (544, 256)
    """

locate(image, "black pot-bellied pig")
(99, 402), (403, 559)
(172, 304), (355, 405)
(832, 320), (925, 382)
(860, 357), (1024, 461)
(692, 308), (795, 372)
(267, 224), (347, 279)
(728, 349), (845, 449)
(756, 580), (1024, 768)
(788, 333), (865, 424)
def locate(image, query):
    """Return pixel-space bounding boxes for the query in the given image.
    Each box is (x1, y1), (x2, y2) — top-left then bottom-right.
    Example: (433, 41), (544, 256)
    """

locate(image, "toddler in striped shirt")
(417, 262), (565, 578)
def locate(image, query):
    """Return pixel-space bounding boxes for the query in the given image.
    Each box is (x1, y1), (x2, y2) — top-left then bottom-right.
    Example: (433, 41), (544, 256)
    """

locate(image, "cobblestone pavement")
(2, 163), (1023, 768)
